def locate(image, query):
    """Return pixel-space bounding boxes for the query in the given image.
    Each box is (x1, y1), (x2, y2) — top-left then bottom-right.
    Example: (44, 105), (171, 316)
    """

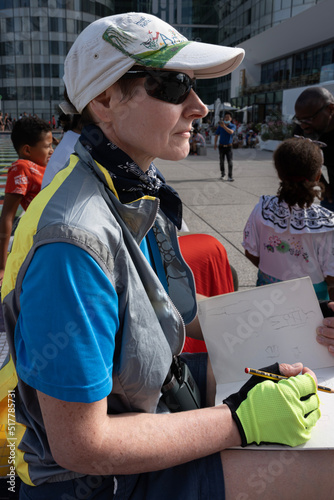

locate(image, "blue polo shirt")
(215, 122), (236, 145)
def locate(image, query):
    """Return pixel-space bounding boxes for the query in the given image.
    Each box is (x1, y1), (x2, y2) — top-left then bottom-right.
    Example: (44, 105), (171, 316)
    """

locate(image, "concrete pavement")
(155, 145), (279, 291)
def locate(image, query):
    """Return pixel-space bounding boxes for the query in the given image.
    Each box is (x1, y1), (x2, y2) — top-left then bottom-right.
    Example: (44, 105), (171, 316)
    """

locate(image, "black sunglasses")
(120, 68), (196, 105)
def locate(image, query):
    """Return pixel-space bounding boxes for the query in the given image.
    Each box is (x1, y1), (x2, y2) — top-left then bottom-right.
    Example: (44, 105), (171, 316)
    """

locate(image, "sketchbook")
(197, 276), (334, 450)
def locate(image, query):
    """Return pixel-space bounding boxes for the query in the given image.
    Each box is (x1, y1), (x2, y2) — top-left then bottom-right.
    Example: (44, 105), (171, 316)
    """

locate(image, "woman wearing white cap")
(2, 13), (332, 500)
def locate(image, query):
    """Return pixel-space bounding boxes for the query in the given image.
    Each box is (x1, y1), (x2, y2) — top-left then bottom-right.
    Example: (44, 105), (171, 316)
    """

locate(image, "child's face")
(28, 131), (54, 167)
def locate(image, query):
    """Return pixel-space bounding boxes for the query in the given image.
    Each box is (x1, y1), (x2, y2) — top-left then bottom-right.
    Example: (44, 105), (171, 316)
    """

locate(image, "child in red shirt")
(0, 117), (53, 283)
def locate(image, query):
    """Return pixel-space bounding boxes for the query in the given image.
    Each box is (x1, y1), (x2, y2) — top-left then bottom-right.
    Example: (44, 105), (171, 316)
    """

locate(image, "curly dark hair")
(273, 137), (324, 208)
(11, 116), (52, 154)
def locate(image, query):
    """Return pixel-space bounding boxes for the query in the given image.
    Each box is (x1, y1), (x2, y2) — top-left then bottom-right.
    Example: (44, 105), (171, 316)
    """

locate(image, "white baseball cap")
(64, 12), (245, 114)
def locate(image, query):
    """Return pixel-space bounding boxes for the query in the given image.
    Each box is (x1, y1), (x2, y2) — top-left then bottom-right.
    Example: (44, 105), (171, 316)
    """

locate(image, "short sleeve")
(15, 242), (119, 403)
(242, 202), (261, 257)
(6, 162), (30, 197)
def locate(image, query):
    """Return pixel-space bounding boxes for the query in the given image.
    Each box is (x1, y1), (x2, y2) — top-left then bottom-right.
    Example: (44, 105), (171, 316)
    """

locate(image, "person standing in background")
(214, 112), (236, 181)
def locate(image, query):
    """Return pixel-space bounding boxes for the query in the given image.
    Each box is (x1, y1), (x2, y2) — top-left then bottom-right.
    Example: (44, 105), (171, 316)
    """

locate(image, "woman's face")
(91, 70), (208, 171)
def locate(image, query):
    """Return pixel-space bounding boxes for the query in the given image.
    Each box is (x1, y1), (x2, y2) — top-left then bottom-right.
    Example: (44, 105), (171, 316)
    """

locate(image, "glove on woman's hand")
(223, 363), (320, 447)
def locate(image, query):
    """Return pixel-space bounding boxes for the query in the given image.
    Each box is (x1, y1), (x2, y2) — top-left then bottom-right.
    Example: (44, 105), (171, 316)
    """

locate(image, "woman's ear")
(89, 86), (120, 123)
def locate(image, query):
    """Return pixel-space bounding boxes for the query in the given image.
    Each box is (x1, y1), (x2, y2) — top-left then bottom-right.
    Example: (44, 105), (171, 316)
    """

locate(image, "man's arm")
(214, 128), (219, 149)
(220, 123), (235, 135)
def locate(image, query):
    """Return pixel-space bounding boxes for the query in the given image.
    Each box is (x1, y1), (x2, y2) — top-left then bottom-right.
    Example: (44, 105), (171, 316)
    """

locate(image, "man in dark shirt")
(214, 112), (236, 181)
(294, 87), (334, 211)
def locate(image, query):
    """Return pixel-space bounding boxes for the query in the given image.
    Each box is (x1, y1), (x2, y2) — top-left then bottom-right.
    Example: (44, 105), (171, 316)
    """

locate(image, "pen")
(245, 367), (334, 394)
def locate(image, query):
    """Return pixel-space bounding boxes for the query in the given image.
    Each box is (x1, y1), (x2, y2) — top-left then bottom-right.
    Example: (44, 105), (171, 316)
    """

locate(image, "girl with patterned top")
(243, 136), (334, 300)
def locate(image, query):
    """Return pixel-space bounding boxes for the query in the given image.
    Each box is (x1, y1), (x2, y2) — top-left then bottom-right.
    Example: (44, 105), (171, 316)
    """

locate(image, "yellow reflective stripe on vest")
(0, 156), (80, 485)
(1, 155), (80, 301)
(94, 160), (119, 198)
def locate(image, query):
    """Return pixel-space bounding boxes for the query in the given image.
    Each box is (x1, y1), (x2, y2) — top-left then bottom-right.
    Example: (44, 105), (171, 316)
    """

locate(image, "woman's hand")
(223, 361), (320, 447)
(316, 302), (334, 355)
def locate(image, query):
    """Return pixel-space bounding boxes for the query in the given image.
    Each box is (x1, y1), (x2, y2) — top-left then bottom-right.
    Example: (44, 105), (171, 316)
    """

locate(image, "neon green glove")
(223, 372), (320, 447)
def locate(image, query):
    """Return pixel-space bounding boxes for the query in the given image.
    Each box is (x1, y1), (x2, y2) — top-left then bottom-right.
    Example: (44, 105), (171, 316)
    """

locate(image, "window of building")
(82, 0), (94, 14)
(52, 87), (60, 100)
(32, 64), (41, 78)
(266, 92), (274, 103)
(0, 0), (14, 8)
(273, 0), (281, 11)
(303, 50), (313, 75)
(14, 41), (24, 55)
(16, 64), (31, 78)
(17, 86), (32, 100)
(42, 64), (50, 78)
(33, 64), (50, 78)
(51, 64), (60, 78)
(1, 64), (15, 78)
(274, 90), (283, 103)
(265, 0), (273, 14)
(55, 0), (70, 7)
(322, 43), (334, 66)
(59, 17), (67, 32)
(58, 0), (74, 8)
(14, 16), (21, 31)
(3, 87), (17, 100)
(13, 0), (30, 6)
(33, 87), (42, 100)
(49, 17), (67, 32)
(49, 41), (67, 56)
(244, 8), (251, 25)
(22, 16), (30, 32)
(255, 93), (266, 103)
(259, 40), (334, 91)
(31, 17), (40, 31)
(282, 0), (291, 7)
(95, 2), (112, 17)
(5, 18), (14, 32)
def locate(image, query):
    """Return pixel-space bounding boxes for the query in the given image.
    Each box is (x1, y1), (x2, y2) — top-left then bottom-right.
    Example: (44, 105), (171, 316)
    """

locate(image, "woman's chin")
(161, 146), (190, 162)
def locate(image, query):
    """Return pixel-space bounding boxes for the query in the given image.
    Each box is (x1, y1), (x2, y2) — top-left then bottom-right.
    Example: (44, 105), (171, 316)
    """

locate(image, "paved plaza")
(156, 145), (280, 291)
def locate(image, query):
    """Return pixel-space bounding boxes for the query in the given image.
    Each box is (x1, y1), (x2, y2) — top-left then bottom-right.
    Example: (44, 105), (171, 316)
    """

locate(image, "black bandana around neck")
(79, 124), (183, 229)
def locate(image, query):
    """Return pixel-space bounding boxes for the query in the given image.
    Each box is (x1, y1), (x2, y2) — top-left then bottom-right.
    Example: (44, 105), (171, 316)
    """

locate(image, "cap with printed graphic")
(64, 12), (245, 114)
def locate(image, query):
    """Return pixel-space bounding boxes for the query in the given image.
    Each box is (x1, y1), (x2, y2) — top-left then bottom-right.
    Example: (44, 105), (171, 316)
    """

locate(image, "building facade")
(0, 0), (114, 121)
(0, 0), (219, 122)
(223, 0), (334, 123)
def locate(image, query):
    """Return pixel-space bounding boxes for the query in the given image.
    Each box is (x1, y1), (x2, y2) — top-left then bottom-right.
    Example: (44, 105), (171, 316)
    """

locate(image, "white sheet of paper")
(198, 277), (334, 450)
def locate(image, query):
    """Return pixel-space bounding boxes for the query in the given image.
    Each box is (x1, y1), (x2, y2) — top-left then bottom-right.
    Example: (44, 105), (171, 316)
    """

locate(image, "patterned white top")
(243, 195), (334, 284)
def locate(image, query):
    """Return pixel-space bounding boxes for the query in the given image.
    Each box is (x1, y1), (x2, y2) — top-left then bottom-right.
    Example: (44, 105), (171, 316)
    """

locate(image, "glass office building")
(218, 0), (334, 122)
(0, 0), (115, 120)
(0, 0), (219, 122)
